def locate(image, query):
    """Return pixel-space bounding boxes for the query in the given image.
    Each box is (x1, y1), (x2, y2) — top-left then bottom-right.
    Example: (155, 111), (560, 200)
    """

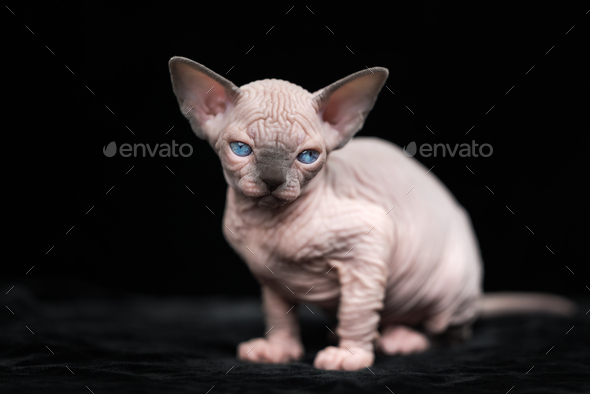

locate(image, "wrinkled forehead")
(232, 80), (318, 151)
(246, 121), (306, 152)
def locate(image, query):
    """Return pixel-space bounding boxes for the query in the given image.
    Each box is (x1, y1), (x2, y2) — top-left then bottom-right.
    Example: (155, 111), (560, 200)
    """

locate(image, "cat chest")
(223, 221), (341, 302)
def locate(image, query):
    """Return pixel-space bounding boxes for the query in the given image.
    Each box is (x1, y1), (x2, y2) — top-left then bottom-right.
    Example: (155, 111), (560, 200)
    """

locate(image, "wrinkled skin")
(169, 57), (483, 371)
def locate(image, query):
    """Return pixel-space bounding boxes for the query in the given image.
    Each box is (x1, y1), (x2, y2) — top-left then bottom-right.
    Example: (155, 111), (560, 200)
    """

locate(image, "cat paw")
(237, 336), (304, 364)
(376, 325), (430, 355)
(313, 345), (374, 371)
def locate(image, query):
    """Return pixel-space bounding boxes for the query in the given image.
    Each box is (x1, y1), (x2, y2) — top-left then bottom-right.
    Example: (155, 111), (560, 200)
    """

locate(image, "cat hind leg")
(375, 325), (430, 355)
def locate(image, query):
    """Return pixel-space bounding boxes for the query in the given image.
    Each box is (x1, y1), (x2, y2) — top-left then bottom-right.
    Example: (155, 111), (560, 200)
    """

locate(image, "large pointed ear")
(312, 67), (388, 151)
(169, 57), (241, 143)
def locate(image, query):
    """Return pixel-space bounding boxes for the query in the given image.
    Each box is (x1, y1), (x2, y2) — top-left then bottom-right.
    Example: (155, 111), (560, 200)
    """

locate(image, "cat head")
(169, 57), (388, 209)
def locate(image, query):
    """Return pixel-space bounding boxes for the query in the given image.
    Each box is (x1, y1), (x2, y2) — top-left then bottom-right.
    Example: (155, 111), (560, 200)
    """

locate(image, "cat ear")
(169, 57), (241, 143)
(312, 67), (388, 151)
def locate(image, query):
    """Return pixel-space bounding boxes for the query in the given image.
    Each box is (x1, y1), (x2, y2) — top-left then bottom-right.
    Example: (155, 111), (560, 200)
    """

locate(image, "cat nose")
(261, 177), (284, 192)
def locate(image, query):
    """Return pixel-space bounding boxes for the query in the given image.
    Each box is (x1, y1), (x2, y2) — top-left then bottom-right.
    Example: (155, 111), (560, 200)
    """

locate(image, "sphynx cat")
(169, 57), (575, 371)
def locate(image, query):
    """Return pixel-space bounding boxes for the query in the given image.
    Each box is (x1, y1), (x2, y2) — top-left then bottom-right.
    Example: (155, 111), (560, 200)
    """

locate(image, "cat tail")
(478, 292), (577, 318)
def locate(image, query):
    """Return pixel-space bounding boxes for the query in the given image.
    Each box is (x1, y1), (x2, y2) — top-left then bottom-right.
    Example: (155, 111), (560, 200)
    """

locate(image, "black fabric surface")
(2, 286), (589, 394)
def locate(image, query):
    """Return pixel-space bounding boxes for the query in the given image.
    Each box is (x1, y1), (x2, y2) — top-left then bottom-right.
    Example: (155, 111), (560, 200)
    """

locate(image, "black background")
(4, 2), (589, 299)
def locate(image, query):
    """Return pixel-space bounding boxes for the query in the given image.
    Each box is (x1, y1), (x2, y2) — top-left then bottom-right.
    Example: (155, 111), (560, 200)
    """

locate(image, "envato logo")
(103, 141), (193, 158)
(402, 141), (493, 158)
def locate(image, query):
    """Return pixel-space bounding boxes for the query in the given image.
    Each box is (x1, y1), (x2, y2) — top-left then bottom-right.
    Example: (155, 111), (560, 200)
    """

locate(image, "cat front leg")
(238, 285), (304, 364)
(313, 254), (387, 371)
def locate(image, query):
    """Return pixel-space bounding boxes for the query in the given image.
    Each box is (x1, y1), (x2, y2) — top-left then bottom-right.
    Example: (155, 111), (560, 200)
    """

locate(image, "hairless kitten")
(169, 57), (575, 371)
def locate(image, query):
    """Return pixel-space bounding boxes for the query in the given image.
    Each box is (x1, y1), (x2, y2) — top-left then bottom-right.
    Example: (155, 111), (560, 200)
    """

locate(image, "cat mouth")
(256, 194), (288, 209)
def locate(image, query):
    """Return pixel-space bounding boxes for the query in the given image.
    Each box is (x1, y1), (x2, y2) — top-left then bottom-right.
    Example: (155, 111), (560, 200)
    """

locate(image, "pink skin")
(169, 57), (483, 371)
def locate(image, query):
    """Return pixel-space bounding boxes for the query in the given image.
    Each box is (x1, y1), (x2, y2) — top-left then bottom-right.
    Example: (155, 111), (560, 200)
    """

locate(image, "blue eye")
(230, 141), (252, 157)
(297, 149), (319, 164)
